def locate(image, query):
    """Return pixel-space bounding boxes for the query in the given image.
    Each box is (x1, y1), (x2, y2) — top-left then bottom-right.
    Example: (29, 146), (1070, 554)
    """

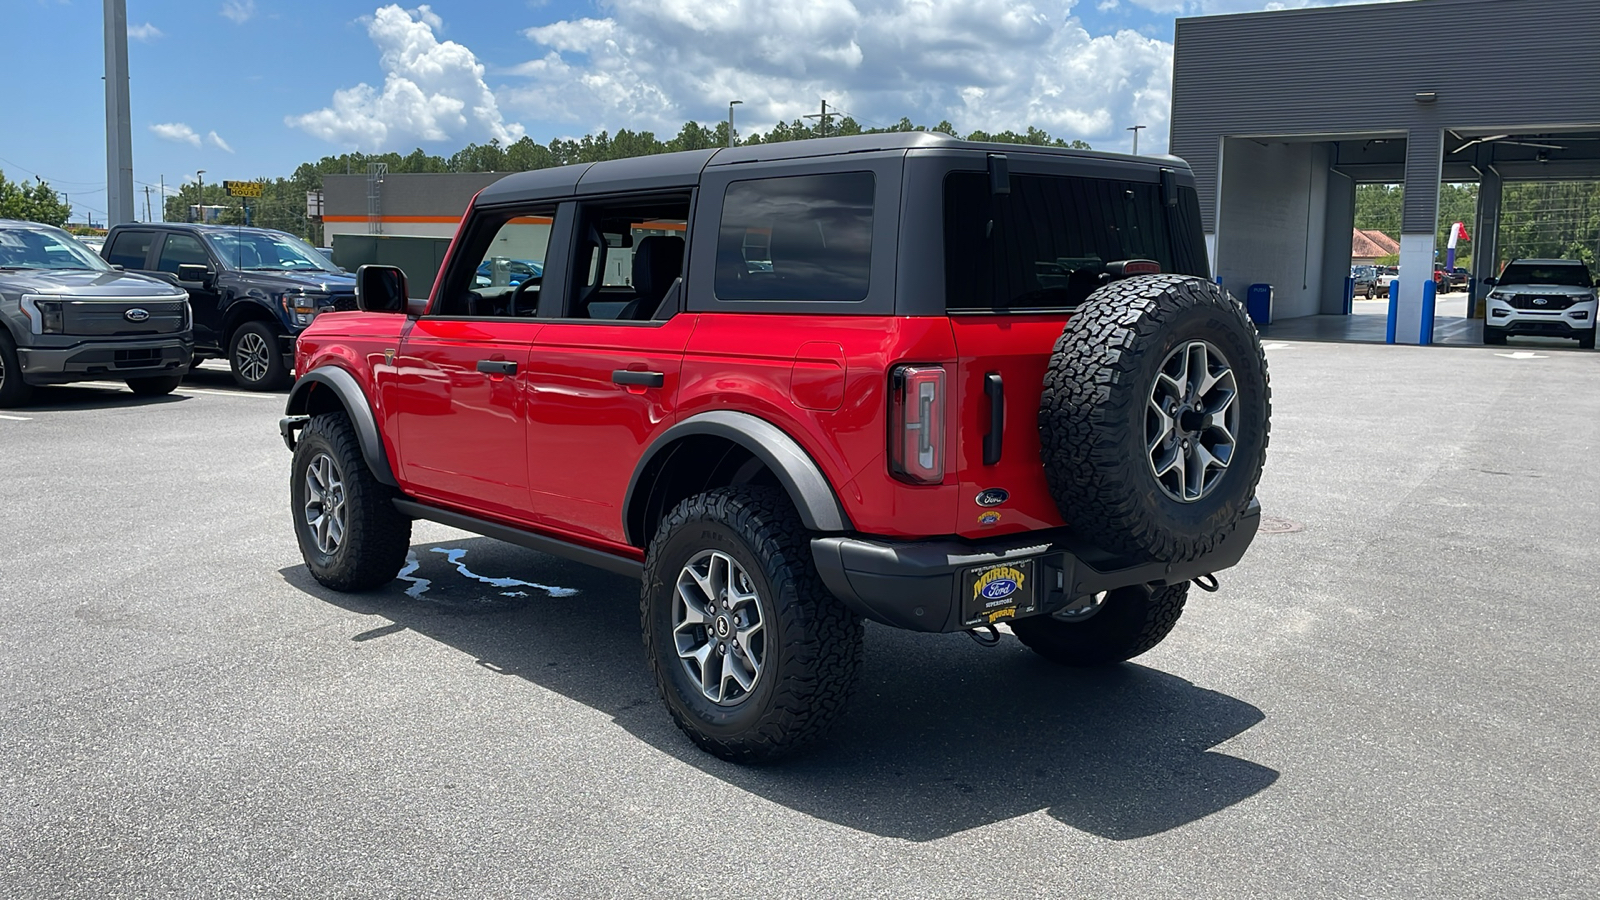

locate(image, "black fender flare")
(624, 410), (852, 545)
(282, 366), (398, 486)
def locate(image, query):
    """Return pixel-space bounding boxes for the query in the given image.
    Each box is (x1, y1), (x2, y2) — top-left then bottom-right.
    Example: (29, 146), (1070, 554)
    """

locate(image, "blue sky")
(1, 0), (1379, 224)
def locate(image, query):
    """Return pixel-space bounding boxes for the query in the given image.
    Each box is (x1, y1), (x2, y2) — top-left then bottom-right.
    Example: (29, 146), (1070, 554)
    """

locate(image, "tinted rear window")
(944, 172), (1208, 312)
(106, 231), (155, 269)
(1500, 263), (1592, 287)
(715, 172), (874, 302)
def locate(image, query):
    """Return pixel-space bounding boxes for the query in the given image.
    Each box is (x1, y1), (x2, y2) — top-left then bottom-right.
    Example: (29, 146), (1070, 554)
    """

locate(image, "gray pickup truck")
(0, 220), (193, 407)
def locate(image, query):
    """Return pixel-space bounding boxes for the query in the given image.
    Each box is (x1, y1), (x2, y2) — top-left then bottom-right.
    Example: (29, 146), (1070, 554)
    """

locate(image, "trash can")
(1247, 283), (1274, 326)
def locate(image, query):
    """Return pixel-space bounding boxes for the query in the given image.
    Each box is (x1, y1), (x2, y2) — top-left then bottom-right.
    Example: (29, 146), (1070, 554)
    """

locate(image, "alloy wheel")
(303, 452), (347, 555)
(235, 331), (271, 384)
(673, 550), (767, 705)
(1145, 340), (1240, 503)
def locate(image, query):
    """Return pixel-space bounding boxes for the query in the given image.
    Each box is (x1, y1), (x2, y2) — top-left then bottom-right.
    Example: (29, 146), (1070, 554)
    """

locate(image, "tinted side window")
(155, 234), (209, 274)
(106, 231), (155, 269)
(715, 172), (874, 302)
(944, 172), (1209, 312)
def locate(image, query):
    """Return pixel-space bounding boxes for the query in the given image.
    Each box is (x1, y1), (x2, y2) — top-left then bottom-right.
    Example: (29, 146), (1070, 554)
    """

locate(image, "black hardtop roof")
(475, 132), (1188, 206)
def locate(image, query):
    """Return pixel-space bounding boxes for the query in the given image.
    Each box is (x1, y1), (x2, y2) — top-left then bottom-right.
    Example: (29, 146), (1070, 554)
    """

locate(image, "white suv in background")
(1483, 259), (1598, 350)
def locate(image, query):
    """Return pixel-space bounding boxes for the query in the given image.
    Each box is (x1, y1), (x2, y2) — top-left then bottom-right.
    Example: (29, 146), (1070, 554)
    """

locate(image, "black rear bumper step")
(811, 499), (1261, 633)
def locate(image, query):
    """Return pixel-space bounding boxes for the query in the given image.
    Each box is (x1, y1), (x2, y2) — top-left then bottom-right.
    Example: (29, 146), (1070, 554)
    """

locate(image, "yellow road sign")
(223, 180), (264, 198)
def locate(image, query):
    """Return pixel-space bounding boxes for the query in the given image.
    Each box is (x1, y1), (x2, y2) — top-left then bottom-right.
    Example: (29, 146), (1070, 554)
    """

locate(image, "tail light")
(890, 364), (945, 484)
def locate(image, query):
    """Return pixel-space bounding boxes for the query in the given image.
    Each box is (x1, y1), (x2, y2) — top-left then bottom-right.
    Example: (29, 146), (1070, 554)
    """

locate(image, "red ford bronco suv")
(280, 133), (1270, 761)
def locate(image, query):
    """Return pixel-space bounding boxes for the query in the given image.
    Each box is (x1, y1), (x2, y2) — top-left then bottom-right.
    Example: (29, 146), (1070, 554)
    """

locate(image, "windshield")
(205, 230), (340, 273)
(1499, 263), (1592, 288)
(0, 226), (112, 271)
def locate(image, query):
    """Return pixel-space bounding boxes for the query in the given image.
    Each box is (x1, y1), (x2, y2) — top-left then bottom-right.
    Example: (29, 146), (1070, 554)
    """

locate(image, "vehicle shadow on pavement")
(21, 385), (191, 411)
(281, 537), (1278, 842)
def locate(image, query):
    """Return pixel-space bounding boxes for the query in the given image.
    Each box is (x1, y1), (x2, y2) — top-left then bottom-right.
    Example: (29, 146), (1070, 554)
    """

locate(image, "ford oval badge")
(980, 578), (1019, 600)
(124, 308), (151, 322)
(975, 488), (1009, 507)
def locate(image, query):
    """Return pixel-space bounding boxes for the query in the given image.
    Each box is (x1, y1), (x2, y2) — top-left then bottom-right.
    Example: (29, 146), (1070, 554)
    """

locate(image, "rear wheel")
(1038, 275), (1270, 563)
(1011, 583), (1189, 667)
(0, 330), (33, 408)
(290, 411), (412, 591)
(126, 374), (184, 396)
(229, 321), (290, 390)
(641, 486), (863, 762)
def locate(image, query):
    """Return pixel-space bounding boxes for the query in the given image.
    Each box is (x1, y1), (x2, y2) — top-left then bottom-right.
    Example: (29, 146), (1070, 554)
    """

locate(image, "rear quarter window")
(714, 172), (875, 302)
(944, 172), (1209, 312)
(106, 231), (155, 269)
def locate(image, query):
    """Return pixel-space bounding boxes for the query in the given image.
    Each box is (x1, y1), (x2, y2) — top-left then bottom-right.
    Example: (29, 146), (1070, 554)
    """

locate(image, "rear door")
(520, 193), (696, 548)
(941, 164), (1211, 540)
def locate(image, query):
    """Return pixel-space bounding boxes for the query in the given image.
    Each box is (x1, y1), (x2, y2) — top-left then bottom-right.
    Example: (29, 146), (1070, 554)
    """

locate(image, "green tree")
(0, 170), (71, 227)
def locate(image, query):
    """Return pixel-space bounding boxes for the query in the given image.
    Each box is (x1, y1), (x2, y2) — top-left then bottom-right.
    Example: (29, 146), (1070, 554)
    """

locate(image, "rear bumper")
(17, 337), (193, 385)
(812, 499), (1261, 633)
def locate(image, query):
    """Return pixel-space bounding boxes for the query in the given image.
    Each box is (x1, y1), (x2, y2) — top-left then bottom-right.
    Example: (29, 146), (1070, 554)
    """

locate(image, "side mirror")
(1483, 276), (1498, 286)
(176, 263), (211, 285)
(355, 264), (409, 314)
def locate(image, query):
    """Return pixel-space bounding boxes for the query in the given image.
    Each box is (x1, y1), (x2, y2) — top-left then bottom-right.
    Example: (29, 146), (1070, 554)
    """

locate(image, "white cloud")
(149, 122), (202, 147)
(127, 22), (163, 41)
(208, 131), (235, 153)
(509, 0), (1173, 151)
(220, 0), (256, 24)
(287, 5), (524, 150)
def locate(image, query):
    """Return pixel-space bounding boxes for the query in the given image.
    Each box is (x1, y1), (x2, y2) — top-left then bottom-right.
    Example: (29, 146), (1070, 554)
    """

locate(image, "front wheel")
(1011, 583), (1190, 667)
(1578, 330), (1596, 351)
(229, 321), (291, 391)
(290, 412), (412, 591)
(126, 374), (184, 396)
(641, 486), (863, 762)
(1483, 325), (1507, 346)
(0, 330), (33, 408)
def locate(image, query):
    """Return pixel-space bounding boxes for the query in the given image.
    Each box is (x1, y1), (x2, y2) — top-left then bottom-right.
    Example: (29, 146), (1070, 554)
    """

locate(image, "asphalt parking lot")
(2, 347), (1597, 899)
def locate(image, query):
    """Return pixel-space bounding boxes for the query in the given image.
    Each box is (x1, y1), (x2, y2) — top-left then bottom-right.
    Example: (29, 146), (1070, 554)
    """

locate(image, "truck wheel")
(1579, 331), (1596, 351)
(1039, 275), (1270, 564)
(1483, 325), (1507, 346)
(0, 330), (33, 408)
(641, 486), (863, 762)
(126, 374), (184, 396)
(290, 411), (412, 591)
(1010, 583), (1189, 667)
(229, 321), (291, 391)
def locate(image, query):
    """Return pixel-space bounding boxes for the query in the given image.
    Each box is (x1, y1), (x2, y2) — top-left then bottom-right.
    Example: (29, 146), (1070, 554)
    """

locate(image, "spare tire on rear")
(1038, 275), (1270, 564)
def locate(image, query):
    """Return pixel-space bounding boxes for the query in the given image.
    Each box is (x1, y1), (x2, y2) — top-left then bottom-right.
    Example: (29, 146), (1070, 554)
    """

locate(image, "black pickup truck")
(101, 223), (355, 390)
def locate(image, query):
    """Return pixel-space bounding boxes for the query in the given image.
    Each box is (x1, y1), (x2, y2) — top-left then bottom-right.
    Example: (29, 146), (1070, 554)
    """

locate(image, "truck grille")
(1507, 294), (1580, 311)
(330, 294), (358, 312)
(60, 299), (188, 336)
(113, 348), (163, 369)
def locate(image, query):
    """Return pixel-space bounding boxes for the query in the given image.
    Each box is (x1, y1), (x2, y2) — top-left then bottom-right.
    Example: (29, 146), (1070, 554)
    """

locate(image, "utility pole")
(159, 175), (165, 221)
(727, 100), (743, 148)
(1127, 124), (1147, 156)
(195, 170), (205, 223)
(143, 184), (151, 222)
(804, 99), (834, 139)
(103, 0), (135, 226)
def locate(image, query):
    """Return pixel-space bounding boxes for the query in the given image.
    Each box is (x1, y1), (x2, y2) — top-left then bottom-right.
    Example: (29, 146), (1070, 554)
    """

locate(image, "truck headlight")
(19, 295), (65, 334)
(280, 292), (325, 327)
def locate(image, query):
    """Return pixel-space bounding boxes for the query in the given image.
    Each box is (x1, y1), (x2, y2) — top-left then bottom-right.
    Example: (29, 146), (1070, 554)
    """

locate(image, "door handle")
(477, 359), (518, 376)
(612, 370), (665, 388)
(983, 372), (1004, 466)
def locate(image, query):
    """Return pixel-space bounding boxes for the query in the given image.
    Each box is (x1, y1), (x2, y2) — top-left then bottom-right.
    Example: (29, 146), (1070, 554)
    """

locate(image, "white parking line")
(0, 413), (31, 421)
(74, 380), (280, 399)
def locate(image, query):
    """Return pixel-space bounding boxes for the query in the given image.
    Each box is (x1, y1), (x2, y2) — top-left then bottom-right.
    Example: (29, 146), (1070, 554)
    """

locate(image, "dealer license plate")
(960, 559), (1038, 628)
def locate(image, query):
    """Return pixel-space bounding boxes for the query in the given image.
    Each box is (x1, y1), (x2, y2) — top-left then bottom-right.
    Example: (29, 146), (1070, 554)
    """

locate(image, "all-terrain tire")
(1039, 275), (1270, 563)
(290, 411), (412, 591)
(229, 321), (291, 391)
(126, 374), (184, 396)
(1010, 583), (1190, 667)
(641, 486), (863, 762)
(0, 329), (33, 408)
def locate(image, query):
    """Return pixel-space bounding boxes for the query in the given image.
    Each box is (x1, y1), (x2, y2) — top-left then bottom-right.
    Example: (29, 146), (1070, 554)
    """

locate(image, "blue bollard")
(1386, 281), (1400, 344)
(1420, 279), (1437, 346)
(1344, 277), (1355, 315)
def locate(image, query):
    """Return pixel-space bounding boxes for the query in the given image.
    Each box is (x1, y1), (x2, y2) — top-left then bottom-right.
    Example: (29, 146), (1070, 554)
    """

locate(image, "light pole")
(728, 100), (743, 148)
(194, 170), (205, 223)
(1127, 125), (1147, 156)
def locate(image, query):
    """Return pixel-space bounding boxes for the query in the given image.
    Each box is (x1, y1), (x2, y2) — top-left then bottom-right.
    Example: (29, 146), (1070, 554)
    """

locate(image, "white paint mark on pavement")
(1261, 342), (1294, 351)
(395, 552), (432, 598)
(430, 548), (579, 598)
(1494, 352), (1548, 360)
(0, 414), (31, 421)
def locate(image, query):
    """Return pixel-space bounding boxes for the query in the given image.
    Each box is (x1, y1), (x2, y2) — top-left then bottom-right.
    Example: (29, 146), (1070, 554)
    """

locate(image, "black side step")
(392, 499), (643, 578)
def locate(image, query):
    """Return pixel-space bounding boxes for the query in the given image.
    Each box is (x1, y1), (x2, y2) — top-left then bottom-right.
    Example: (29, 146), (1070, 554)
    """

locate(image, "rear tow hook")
(965, 624), (1003, 647)
(1191, 573), (1220, 592)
